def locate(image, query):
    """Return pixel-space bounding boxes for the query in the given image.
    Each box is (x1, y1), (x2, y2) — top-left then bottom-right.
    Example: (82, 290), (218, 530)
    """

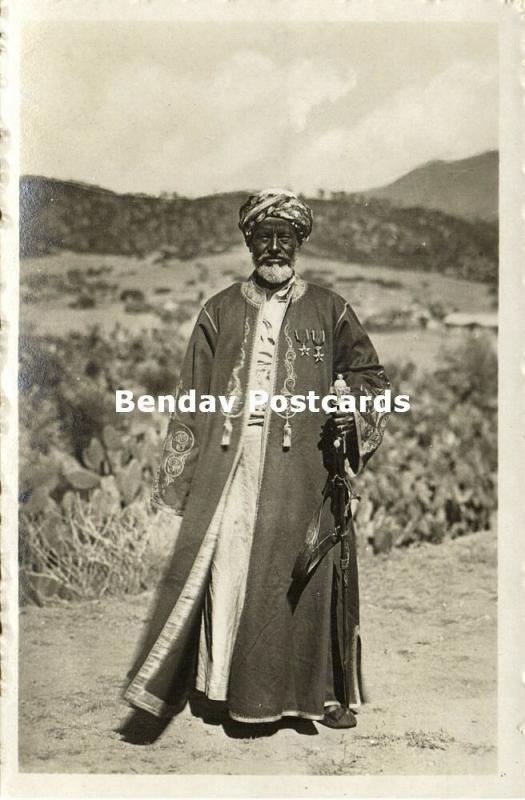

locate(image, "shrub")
(19, 422), (163, 519)
(19, 324), (185, 460)
(355, 332), (497, 553)
(21, 176), (498, 283)
(70, 294), (96, 309)
(18, 324), (498, 601)
(19, 497), (174, 604)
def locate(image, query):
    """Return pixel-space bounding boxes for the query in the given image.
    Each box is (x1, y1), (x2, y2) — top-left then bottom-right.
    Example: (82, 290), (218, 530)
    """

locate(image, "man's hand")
(321, 410), (357, 474)
(332, 409), (356, 437)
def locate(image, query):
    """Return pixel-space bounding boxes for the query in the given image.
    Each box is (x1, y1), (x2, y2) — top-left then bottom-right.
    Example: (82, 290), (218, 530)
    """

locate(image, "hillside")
(20, 155), (498, 283)
(365, 151), (498, 222)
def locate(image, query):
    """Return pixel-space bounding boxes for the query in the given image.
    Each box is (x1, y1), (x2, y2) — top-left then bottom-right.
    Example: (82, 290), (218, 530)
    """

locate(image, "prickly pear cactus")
(115, 458), (142, 506)
(82, 437), (106, 474)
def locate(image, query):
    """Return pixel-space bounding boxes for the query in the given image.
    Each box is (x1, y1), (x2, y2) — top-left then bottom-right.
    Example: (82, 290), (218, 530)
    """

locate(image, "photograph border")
(2, 1), (524, 797)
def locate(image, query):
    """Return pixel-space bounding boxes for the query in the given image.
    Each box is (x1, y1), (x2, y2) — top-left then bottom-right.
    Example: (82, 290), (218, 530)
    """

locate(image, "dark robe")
(124, 274), (389, 722)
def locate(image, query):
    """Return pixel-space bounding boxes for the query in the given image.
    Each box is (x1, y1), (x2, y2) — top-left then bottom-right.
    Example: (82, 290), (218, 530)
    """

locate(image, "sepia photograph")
(2, 1), (524, 797)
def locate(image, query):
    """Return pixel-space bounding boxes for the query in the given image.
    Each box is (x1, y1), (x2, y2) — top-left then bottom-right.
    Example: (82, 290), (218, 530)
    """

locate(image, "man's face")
(249, 217), (299, 285)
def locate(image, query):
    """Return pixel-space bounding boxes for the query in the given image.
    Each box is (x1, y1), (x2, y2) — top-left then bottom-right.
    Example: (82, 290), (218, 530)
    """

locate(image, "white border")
(2, 1), (524, 798)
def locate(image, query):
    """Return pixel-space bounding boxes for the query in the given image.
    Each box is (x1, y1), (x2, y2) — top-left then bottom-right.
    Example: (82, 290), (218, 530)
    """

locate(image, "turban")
(239, 189), (313, 245)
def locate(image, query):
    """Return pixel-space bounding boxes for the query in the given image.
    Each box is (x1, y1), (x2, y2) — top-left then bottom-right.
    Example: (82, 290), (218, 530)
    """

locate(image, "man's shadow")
(116, 693), (318, 745)
(116, 708), (173, 745)
(190, 692), (318, 739)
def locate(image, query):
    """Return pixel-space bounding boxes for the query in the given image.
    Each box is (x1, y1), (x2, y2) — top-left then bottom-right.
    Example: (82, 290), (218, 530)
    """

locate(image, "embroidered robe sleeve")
(332, 300), (390, 476)
(152, 305), (219, 515)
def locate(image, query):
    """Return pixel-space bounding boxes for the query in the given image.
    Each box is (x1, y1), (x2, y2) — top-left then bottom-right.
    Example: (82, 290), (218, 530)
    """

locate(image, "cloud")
(88, 50), (358, 194)
(290, 60), (498, 193)
(205, 51), (356, 132)
(102, 50), (355, 138)
(22, 27), (496, 197)
(22, 39), (358, 195)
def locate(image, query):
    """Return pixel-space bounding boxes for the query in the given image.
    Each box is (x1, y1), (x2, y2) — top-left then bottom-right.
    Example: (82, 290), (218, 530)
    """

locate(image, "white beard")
(252, 255), (296, 286)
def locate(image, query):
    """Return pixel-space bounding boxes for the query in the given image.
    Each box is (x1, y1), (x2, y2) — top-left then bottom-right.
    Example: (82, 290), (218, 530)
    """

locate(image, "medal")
(294, 328), (310, 356)
(311, 329), (325, 363)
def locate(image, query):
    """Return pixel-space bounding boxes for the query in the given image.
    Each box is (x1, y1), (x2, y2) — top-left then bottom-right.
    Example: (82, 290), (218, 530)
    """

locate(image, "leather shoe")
(319, 706), (357, 729)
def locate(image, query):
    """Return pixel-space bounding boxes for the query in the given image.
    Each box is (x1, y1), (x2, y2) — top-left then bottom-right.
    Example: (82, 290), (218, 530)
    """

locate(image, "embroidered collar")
(241, 272), (307, 308)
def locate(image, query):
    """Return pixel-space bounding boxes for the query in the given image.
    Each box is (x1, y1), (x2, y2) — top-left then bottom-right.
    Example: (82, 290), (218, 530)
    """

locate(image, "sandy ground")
(19, 529), (497, 775)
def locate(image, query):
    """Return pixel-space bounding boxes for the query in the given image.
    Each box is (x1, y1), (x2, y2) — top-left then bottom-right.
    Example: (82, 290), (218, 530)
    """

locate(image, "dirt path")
(19, 529), (497, 775)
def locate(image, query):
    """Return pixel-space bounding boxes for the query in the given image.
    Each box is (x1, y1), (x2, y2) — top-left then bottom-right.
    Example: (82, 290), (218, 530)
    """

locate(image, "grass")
(405, 729), (455, 750)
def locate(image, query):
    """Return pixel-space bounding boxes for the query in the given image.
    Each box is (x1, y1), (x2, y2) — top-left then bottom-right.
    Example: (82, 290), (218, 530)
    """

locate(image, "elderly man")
(124, 189), (389, 730)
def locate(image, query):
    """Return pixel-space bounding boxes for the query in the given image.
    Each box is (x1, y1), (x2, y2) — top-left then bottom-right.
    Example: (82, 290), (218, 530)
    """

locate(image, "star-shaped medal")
(299, 343), (310, 356)
(313, 346), (324, 363)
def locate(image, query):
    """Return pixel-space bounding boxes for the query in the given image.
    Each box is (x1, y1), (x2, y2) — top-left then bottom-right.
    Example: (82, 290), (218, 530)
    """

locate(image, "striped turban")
(239, 189), (313, 245)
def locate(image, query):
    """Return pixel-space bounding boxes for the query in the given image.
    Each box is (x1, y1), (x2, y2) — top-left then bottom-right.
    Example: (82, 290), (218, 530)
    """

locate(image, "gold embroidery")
(280, 322), (297, 395)
(223, 317), (251, 417)
(356, 408), (389, 456)
(271, 322), (299, 449)
(152, 383), (196, 502)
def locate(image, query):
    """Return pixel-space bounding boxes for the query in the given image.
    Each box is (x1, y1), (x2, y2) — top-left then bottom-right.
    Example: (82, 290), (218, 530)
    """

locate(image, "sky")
(21, 21), (498, 197)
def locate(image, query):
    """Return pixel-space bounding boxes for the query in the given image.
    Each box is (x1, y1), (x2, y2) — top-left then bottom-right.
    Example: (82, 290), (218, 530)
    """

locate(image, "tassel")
(283, 420), (292, 450)
(221, 418), (232, 447)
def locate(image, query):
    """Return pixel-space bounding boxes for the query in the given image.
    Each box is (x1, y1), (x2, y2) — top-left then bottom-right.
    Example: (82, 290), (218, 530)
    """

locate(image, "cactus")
(51, 448), (85, 476)
(61, 491), (76, 514)
(106, 449), (122, 474)
(23, 486), (59, 516)
(82, 437), (106, 473)
(20, 464), (56, 499)
(115, 458), (142, 506)
(90, 487), (120, 520)
(22, 428), (157, 515)
(19, 454), (61, 516)
(103, 424), (120, 451)
(100, 475), (121, 505)
(129, 436), (157, 471)
(64, 469), (100, 491)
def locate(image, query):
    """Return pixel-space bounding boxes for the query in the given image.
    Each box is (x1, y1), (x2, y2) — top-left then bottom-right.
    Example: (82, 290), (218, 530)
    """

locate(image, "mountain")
(19, 154), (498, 283)
(364, 151), (498, 222)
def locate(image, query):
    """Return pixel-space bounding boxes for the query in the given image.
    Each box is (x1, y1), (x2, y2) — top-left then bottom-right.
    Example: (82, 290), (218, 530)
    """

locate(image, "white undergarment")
(195, 426), (263, 699)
